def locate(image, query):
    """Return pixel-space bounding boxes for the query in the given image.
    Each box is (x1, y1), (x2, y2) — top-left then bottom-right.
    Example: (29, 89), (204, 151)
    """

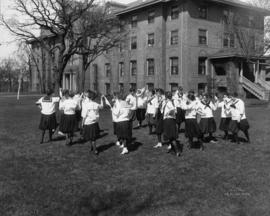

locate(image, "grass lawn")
(0, 96), (270, 216)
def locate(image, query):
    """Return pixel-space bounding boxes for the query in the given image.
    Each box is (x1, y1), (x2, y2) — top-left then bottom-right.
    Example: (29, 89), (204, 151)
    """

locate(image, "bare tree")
(75, 4), (127, 91)
(1, 0), (123, 92)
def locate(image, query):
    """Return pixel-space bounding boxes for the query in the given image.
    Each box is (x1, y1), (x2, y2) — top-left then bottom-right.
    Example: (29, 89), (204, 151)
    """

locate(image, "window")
(119, 83), (124, 91)
(131, 36), (137, 50)
(105, 63), (111, 77)
(170, 57), (179, 75)
(223, 33), (235, 48)
(223, 9), (229, 24)
(105, 83), (111, 95)
(198, 83), (207, 92)
(130, 83), (137, 90)
(248, 15), (254, 27)
(230, 34), (235, 48)
(198, 57), (207, 75)
(171, 6), (179, 20)
(198, 5), (207, 19)
(147, 59), (155, 76)
(170, 83), (178, 92)
(119, 42), (124, 52)
(131, 15), (137, 28)
(93, 83), (97, 91)
(147, 83), (154, 91)
(148, 33), (155, 47)
(199, 29), (207, 45)
(148, 11), (155, 24)
(170, 30), (178, 45)
(119, 62), (124, 77)
(130, 60), (137, 76)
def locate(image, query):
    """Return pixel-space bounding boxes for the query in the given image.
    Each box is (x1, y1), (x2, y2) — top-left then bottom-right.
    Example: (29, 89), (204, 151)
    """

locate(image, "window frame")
(148, 10), (155, 24)
(171, 5), (179, 20)
(147, 58), (155, 76)
(118, 62), (124, 77)
(130, 60), (137, 76)
(131, 36), (137, 50)
(131, 15), (138, 28)
(170, 30), (178, 45)
(198, 57), (207, 75)
(170, 57), (179, 75)
(198, 29), (208, 45)
(105, 63), (111, 77)
(147, 33), (155, 47)
(198, 5), (208, 19)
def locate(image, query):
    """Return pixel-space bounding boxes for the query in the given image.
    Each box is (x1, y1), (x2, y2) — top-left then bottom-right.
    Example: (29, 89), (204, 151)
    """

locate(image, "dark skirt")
(199, 117), (217, 134)
(239, 119), (250, 131)
(75, 110), (82, 122)
(219, 117), (231, 131)
(129, 110), (137, 121)
(155, 109), (163, 135)
(229, 120), (239, 133)
(163, 118), (178, 141)
(59, 114), (77, 133)
(136, 108), (146, 122)
(146, 114), (156, 126)
(176, 108), (186, 124)
(83, 123), (100, 141)
(39, 113), (57, 130)
(116, 120), (132, 140)
(185, 118), (202, 138)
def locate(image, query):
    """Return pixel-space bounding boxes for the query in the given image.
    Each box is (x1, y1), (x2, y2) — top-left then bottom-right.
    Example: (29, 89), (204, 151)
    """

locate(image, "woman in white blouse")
(81, 90), (104, 155)
(36, 89), (60, 144)
(59, 90), (79, 146)
(161, 92), (181, 157)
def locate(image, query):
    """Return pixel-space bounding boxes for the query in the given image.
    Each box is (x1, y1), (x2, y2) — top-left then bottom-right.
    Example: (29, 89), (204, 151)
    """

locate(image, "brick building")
(30, 0), (270, 100)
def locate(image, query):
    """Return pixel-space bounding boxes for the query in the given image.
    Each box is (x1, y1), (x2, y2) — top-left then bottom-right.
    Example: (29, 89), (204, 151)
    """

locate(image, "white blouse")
(112, 100), (131, 122)
(161, 100), (177, 120)
(81, 100), (103, 125)
(59, 98), (78, 115)
(126, 94), (137, 110)
(36, 97), (60, 115)
(146, 96), (159, 115)
(197, 101), (217, 118)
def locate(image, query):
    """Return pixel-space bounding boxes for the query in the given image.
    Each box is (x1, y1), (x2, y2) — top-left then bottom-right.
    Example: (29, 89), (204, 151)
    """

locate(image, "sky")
(0, 0), (249, 60)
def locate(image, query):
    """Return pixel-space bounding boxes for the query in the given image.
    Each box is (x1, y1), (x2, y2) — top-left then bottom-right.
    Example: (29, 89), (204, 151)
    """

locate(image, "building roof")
(208, 49), (268, 60)
(116, 0), (270, 16)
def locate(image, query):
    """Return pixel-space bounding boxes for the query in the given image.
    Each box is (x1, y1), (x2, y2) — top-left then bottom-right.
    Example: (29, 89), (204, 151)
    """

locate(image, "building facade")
(30, 0), (270, 100)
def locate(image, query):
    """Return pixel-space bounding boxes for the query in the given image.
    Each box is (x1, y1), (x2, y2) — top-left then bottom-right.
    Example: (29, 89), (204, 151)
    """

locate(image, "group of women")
(36, 86), (250, 156)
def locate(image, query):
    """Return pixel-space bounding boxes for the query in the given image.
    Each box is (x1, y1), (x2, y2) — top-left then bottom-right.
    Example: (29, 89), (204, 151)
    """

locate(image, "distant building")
(30, 0), (270, 100)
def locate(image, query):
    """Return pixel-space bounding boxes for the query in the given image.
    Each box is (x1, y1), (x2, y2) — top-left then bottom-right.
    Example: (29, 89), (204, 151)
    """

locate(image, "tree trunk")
(81, 67), (86, 92)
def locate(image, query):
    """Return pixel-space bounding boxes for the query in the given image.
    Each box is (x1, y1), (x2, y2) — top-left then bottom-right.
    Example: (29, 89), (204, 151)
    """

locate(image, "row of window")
(103, 82), (208, 95)
(104, 57), (207, 77)
(125, 30), (236, 51)
(130, 5), (207, 28)
(129, 30), (178, 50)
(130, 6), (257, 28)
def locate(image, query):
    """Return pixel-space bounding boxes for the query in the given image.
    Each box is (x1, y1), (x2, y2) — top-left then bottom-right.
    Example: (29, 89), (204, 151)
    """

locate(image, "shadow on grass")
(52, 136), (66, 142)
(98, 132), (109, 139)
(129, 142), (143, 152)
(76, 189), (154, 215)
(97, 142), (115, 153)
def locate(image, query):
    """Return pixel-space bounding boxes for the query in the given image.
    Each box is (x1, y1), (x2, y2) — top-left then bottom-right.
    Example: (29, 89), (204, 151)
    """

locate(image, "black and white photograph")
(1, 0), (270, 215)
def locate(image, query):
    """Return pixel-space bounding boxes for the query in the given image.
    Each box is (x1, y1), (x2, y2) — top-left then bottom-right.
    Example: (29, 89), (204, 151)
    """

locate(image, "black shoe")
(94, 150), (99, 155)
(176, 152), (181, 157)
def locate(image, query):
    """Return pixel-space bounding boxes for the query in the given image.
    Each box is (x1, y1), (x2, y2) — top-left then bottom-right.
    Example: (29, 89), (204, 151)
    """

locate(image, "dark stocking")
(40, 130), (45, 144)
(49, 130), (53, 141)
(243, 130), (250, 143)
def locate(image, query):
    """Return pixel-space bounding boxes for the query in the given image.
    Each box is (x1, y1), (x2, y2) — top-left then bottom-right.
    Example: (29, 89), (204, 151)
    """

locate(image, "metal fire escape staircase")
(240, 76), (270, 101)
